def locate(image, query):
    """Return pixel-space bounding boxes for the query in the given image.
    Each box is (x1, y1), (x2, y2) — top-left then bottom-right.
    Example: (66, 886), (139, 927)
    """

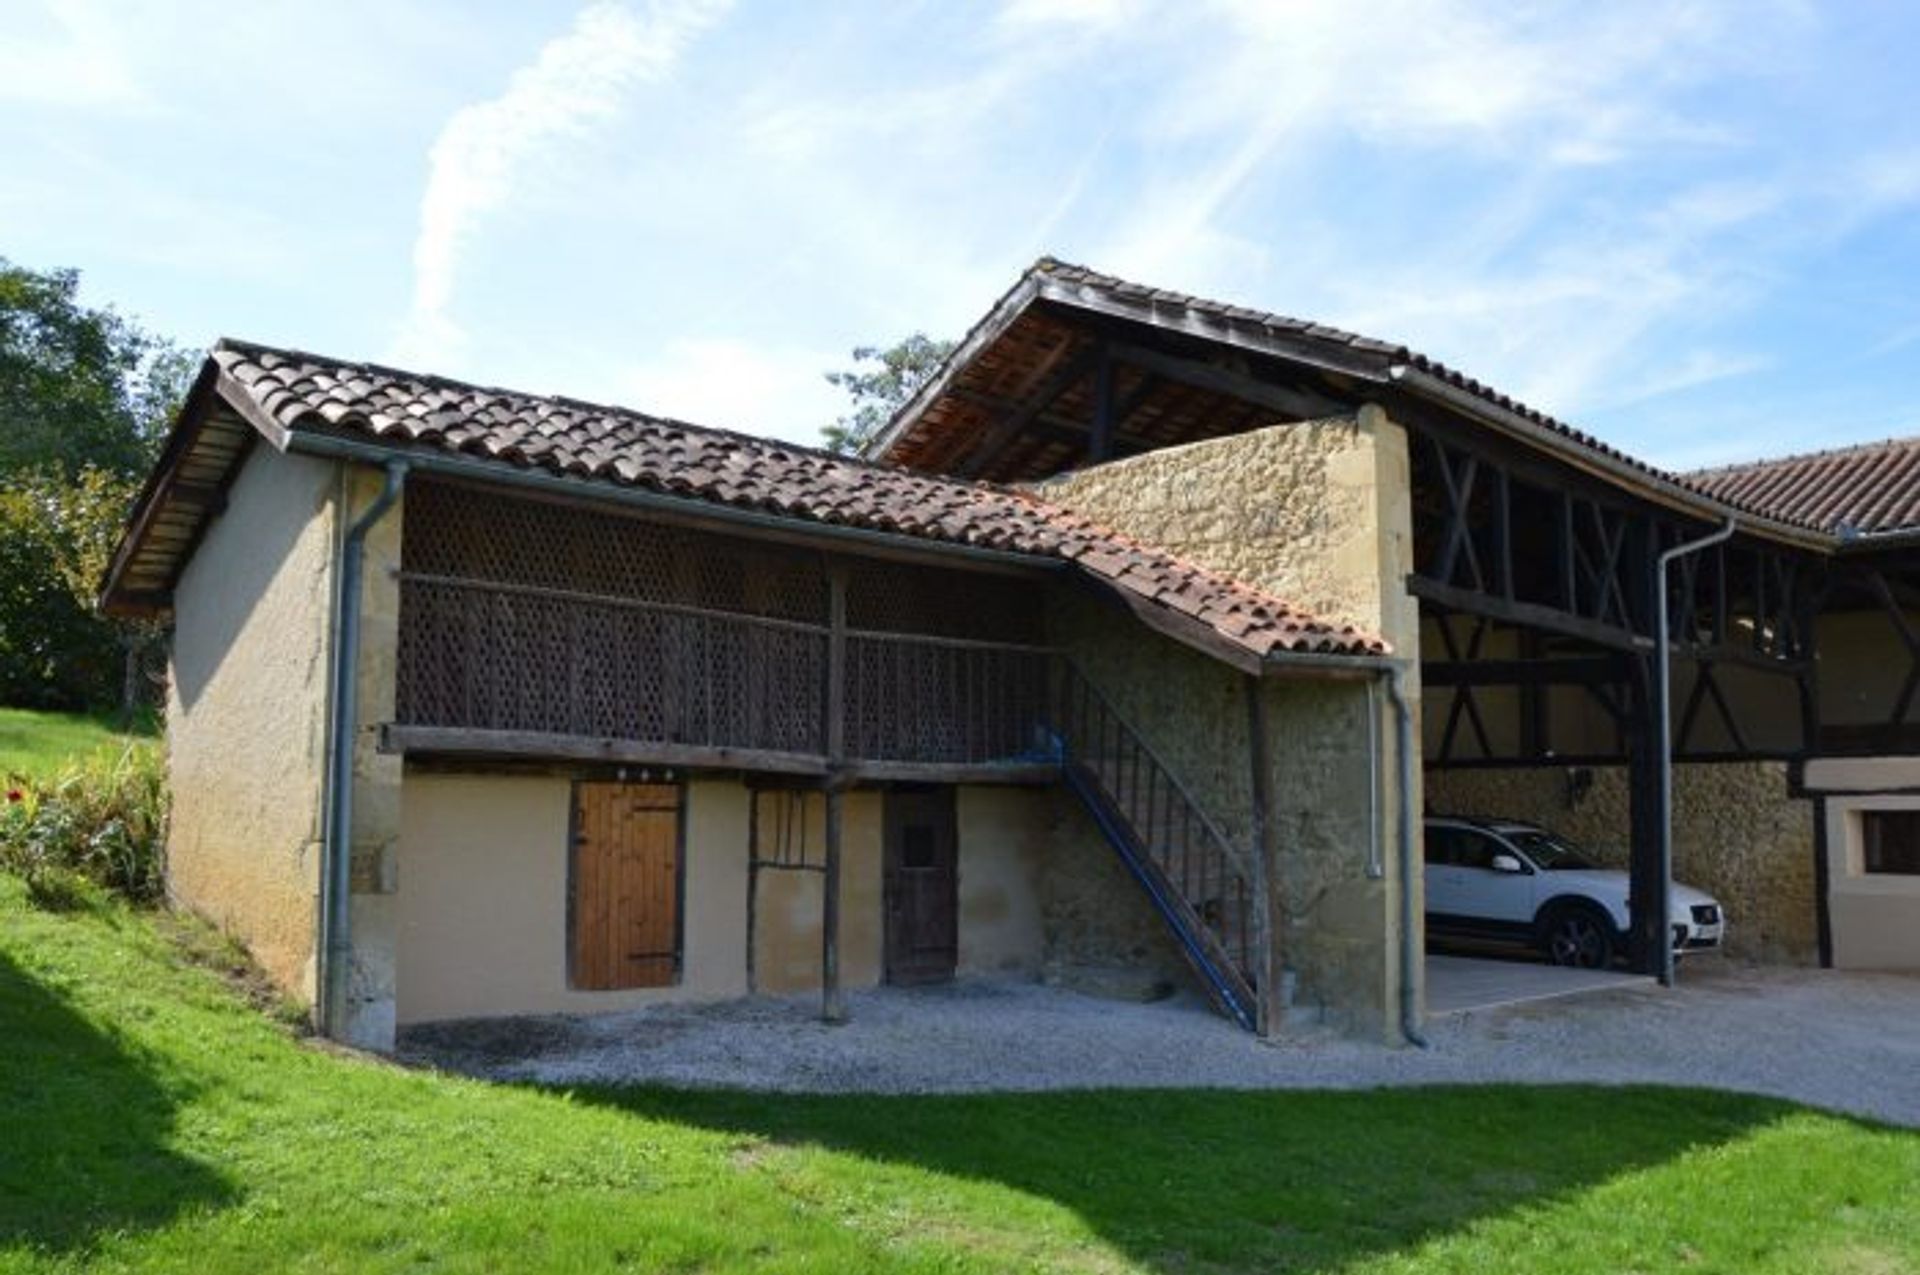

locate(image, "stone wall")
(1031, 407), (1418, 645)
(1033, 411), (1419, 1039)
(1033, 786), (1190, 989)
(166, 447), (338, 1000)
(1424, 763), (1818, 963)
(1047, 587), (1393, 1034)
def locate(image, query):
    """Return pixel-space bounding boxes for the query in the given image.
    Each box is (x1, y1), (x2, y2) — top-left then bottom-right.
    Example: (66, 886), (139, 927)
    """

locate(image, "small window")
(900, 825), (938, 870)
(1424, 826), (1461, 866)
(1861, 810), (1920, 876)
(1452, 831), (1502, 871)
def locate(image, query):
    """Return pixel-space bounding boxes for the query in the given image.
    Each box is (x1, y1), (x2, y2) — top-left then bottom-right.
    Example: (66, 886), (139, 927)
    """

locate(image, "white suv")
(1424, 817), (1726, 968)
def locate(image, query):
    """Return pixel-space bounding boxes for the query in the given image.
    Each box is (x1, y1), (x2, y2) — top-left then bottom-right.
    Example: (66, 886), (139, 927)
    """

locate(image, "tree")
(0, 259), (196, 711)
(0, 469), (134, 710)
(821, 332), (956, 455)
(0, 258), (194, 480)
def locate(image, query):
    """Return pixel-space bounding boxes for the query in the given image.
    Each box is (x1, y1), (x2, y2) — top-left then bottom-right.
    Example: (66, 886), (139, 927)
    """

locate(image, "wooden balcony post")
(1243, 674), (1280, 1037)
(822, 562), (849, 1023)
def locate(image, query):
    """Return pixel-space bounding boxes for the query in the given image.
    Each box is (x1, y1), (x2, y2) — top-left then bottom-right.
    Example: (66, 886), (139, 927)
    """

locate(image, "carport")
(1404, 418), (1822, 979)
(1425, 954), (1647, 1016)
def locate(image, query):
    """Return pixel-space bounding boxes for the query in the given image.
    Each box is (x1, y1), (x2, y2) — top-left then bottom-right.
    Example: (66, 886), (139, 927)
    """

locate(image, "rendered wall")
(1424, 762), (1818, 963)
(395, 773), (752, 1023)
(1803, 756), (1920, 970)
(396, 777), (1094, 1023)
(750, 791), (884, 995)
(1034, 411), (1419, 1040)
(752, 786), (1069, 988)
(166, 447), (338, 1000)
(955, 787), (1049, 976)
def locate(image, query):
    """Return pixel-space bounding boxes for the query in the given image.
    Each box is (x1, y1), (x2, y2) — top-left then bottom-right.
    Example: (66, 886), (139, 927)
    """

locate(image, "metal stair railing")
(1045, 660), (1259, 1031)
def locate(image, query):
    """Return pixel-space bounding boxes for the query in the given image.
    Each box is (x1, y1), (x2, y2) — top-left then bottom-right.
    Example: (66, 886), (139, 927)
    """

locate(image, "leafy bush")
(2, 740), (168, 909)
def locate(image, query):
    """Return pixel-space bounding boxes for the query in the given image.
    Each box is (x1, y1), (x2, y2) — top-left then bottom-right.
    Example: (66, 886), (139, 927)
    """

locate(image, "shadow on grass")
(585, 1082), (1792, 1273)
(0, 949), (233, 1255)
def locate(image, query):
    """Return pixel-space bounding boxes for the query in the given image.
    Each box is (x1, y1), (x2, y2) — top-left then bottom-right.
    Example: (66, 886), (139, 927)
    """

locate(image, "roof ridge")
(876, 258), (1853, 536)
(214, 335), (980, 486)
(1685, 432), (1920, 479)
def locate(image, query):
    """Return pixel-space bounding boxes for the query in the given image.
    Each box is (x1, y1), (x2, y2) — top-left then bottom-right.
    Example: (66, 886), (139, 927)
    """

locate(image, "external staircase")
(1047, 662), (1264, 1032)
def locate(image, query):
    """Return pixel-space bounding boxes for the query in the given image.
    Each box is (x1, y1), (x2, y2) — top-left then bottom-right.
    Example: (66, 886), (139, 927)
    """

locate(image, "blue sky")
(4, 0), (1919, 469)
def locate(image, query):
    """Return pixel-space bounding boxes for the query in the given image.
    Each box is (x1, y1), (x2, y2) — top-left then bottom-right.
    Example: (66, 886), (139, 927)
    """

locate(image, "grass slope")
(1, 880), (1916, 1274)
(0, 708), (154, 782)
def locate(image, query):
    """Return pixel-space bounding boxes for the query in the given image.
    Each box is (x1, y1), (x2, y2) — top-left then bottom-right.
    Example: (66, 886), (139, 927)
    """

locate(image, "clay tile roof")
(877, 257), (1851, 539)
(180, 339), (1385, 661)
(1687, 435), (1920, 536)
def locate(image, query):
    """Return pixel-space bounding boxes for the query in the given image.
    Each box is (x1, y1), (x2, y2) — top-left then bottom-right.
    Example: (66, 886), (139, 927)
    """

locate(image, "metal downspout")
(1385, 662), (1427, 1048)
(319, 459), (409, 1039)
(1654, 517), (1737, 988)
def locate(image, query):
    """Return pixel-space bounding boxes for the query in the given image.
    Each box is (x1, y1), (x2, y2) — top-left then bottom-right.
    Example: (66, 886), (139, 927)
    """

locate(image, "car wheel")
(1539, 903), (1615, 969)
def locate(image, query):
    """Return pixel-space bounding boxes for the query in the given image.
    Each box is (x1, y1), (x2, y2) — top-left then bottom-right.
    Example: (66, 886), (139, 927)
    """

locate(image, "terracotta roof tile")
(201, 339), (1386, 661)
(1688, 435), (1920, 535)
(878, 258), (1864, 538)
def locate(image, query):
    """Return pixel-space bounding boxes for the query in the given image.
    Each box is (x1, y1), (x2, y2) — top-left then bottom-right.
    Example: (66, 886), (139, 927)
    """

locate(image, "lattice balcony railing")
(392, 480), (1052, 768)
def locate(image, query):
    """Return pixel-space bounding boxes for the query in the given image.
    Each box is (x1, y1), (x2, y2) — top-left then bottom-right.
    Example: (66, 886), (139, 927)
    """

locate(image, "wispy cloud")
(0, 0), (143, 108)
(390, 0), (731, 366)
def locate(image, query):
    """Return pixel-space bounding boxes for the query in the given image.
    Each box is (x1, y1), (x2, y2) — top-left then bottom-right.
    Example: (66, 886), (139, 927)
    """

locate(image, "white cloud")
(620, 339), (848, 445)
(0, 0), (143, 108)
(390, 0), (731, 367)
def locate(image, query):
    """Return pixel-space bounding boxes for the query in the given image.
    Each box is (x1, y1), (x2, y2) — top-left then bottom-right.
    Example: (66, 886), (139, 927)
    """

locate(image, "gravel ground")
(398, 962), (1920, 1127)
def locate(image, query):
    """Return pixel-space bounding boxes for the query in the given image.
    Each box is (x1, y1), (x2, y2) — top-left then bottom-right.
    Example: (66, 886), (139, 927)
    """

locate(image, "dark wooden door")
(884, 787), (958, 985)
(571, 782), (682, 990)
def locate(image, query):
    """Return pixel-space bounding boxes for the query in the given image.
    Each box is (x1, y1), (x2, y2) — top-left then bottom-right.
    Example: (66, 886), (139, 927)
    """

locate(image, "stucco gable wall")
(166, 446), (339, 999)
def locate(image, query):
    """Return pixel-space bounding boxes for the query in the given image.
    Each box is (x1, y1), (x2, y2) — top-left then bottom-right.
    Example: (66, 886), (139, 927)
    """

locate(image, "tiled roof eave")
(101, 337), (1391, 666)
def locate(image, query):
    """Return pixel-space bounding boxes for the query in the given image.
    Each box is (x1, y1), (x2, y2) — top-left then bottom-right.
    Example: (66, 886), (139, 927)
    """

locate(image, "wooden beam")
(958, 342), (1105, 479)
(1422, 657), (1617, 687)
(1087, 342), (1116, 463)
(1409, 575), (1650, 653)
(840, 759), (1057, 785)
(379, 726), (831, 775)
(1107, 341), (1349, 422)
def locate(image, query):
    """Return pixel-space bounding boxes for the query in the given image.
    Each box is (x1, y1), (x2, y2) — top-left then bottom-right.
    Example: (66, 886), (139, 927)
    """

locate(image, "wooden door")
(571, 782), (682, 990)
(883, 787), (958, 985)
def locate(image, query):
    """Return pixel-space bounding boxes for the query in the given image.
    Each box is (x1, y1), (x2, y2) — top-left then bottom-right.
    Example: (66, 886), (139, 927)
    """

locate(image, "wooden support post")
(1243, 675), (1280, 1037)
(1087, 342), (1116, 463)
(1625, 655), (1669, 976)
(822, 563), (848, 1023)
(822, 787), (845, 1023)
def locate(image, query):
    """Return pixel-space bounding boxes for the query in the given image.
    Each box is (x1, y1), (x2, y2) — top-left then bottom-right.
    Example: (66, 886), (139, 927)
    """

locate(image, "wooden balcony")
(384, 480), (1059, 784)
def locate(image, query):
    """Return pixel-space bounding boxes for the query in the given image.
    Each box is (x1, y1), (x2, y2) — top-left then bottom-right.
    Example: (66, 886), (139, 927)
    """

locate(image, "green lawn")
(0, 708), (155, 783)
(1, 880), (1915, 1274)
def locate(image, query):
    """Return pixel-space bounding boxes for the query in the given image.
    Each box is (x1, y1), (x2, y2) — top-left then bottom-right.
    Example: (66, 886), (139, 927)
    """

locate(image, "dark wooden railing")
(1046, 662), (1259, 1029)
(393, 572), (1052, 772)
